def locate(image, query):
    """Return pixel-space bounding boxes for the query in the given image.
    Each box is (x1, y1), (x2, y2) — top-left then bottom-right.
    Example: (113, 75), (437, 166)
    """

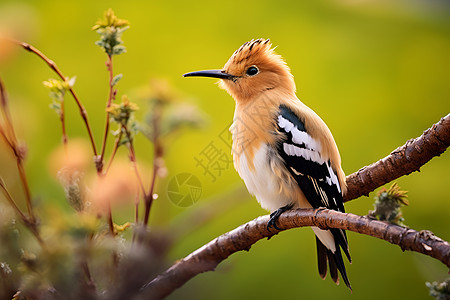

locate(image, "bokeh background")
(1, 0), (449, 299)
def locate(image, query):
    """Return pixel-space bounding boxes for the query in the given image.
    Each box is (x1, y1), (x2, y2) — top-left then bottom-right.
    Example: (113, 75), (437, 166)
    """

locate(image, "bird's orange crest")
(229, 39), (273, 65)
(219, 39), (296, 102)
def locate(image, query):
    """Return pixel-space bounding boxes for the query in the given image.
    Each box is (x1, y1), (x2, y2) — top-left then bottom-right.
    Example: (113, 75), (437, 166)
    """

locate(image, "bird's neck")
(231, 91), (290, 170)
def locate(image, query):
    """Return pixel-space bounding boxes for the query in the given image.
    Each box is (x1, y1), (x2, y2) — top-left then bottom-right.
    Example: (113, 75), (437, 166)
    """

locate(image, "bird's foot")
(267, 203), (294, 231)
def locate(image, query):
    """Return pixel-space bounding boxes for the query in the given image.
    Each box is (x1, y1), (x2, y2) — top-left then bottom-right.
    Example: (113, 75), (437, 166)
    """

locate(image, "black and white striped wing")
(276, 104), (345, 213)
(275, 105), (352, 289)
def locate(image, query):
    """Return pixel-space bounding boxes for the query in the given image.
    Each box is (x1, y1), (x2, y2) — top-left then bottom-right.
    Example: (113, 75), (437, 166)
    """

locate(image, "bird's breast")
(234, 143), (299, 212)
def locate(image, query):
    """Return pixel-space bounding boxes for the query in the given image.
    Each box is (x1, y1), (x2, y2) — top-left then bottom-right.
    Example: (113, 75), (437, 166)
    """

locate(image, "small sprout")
(43, 77), (75, 116)
(43, 77), (76, 101)
(426, 278), (450, 300)
(111, 73), (123, 87)
(93, 9), (130, 57)
(106, 95), (139, 126)
(92, 8), (129, 30)
(369, 183), (409, 225)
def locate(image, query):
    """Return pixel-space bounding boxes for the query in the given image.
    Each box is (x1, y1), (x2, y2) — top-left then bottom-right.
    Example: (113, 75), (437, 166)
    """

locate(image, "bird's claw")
(266, 203), (294, 231)
(267, 215), (282, 231)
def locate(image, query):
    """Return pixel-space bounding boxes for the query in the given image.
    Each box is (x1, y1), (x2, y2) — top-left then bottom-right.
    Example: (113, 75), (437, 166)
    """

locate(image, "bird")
(183, 38), (351, 289)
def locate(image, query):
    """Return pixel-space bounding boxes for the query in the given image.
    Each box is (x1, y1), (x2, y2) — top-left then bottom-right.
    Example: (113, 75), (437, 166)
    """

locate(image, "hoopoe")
(184, 39), (351, 289)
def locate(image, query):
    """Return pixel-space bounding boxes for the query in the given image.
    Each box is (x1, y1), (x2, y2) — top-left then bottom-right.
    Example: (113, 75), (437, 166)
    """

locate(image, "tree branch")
(140, 113), (450, 299)
(141, 209), (450, 299)
(344, 113), (450, 201)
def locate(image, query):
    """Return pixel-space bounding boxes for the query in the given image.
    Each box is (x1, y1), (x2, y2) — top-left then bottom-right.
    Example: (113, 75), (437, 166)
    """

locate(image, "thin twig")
(0, 77), (34, 218)
(143, 109), (161, 226)
(106, 202), (115, 237)
(105, 130), (123, 174)
(0, 178), (27, 222)
(59, 97), (68, 149)
(95, 167), (116, 238)
(143, 165), (157, 227)
(0, 179), (44, 247)
(134, 189), (140, 224)
(0, 126), (14, 152)
(8, 38), (98, 156)
(16, 160), (33, 216)
(99, 55), (115, 171)
(105, 202), (120, 272)
(121, 124), (148, 245)
(0, 77), (17, 143)
(80, 258), (96, 292)
(124, 126), (147, 198)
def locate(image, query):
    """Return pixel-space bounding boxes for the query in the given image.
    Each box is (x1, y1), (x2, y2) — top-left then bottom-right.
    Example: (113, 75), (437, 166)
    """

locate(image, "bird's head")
(184, 39), (296, 103)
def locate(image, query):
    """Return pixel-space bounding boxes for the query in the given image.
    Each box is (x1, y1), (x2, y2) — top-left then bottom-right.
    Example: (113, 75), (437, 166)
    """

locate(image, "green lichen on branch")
(426, 278), (450, 300)
(92, 8), (129, 57)
(369, 183), (409, 225)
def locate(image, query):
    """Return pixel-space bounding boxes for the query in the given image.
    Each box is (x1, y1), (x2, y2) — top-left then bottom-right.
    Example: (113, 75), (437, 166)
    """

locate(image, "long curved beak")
(183, 69), (234, 80)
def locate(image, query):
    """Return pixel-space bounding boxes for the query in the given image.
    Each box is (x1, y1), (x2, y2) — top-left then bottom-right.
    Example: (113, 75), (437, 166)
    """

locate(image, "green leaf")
(95, 40), (105, 47)
(111, 74), (123, 87)
(49, 101), (62, 114)
(112, 45), (126, 55)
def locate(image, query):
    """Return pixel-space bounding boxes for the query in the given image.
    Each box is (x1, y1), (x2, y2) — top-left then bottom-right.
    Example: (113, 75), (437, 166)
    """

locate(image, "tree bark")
(344, 113), (450, 201)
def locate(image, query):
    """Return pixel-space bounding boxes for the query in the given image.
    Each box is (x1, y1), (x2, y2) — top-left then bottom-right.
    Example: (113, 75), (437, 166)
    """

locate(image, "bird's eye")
(246, 66), (259, 76)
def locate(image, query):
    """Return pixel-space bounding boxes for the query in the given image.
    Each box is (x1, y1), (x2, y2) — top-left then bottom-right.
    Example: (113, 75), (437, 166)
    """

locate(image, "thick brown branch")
(344, 113), (450, 201)
(141, 208), (449, 299)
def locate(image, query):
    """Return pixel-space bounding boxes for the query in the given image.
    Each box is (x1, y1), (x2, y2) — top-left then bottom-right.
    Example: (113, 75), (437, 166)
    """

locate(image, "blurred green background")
(1, 0), (449, 299)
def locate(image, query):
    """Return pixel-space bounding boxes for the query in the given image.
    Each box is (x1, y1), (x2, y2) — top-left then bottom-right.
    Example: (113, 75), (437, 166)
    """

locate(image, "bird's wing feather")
(276, 104), (351, 289)
(276, 104), (350, 259)
(276, 104), (344, 212)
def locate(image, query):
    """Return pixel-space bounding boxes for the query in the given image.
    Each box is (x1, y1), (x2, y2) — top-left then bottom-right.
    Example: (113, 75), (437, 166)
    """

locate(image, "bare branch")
(0, 77), (34, 218)
(141, 208), (450, 299)
(7, 38), (99, 156)
(344, 113), (450, 201)
(140, 113), (450, 299)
